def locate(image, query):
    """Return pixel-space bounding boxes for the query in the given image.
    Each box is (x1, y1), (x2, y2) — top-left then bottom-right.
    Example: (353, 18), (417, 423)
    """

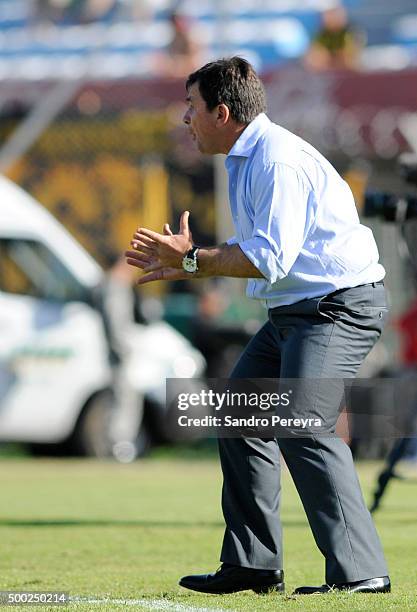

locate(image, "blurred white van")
(0, 175), (205, 457)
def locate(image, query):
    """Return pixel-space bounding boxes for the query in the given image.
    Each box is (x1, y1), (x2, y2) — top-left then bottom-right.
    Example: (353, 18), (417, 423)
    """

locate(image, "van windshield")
(0, 238), (90, 303)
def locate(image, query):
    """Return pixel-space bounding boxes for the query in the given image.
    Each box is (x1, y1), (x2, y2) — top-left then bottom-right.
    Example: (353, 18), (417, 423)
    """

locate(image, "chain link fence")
(1, 80), (215, 276)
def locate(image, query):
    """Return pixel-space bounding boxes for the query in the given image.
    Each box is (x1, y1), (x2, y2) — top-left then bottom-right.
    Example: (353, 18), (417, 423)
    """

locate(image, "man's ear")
(216, 103), (230, 126)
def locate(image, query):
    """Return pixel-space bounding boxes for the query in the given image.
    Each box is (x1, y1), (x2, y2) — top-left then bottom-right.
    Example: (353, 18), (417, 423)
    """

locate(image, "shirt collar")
(227, 113), (271, 159)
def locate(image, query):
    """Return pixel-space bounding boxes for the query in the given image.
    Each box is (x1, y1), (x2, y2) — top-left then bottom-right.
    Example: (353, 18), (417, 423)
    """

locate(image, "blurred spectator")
(36, 0), (119, 25)
(154, 11), (204, 78)
(101, 253), (145, 459)
(102, 253), (136, 362)
(127, 0), (169, 22)
(81, 0), (119, 23)
(101, 252), (146, 363)
(396, 297), (417, 367)
(392, 300), (417, 462)
(304, 5), (365, 71)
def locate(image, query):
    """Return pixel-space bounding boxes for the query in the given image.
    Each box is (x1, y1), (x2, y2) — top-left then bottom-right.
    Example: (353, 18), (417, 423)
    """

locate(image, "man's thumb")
(179, 210), (190, 234)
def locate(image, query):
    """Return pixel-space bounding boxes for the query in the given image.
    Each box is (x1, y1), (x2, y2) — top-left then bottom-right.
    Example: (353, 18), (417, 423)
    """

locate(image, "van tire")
(69, 391), (113, 457)
(135, 419), (152, 458)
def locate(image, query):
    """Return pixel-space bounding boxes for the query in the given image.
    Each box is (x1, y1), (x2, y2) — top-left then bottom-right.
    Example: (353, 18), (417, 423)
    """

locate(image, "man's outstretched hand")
(125, 211), (194, 285)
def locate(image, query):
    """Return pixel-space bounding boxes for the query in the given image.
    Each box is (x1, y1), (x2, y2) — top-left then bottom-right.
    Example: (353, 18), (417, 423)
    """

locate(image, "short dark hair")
(186, 56), (266, 124)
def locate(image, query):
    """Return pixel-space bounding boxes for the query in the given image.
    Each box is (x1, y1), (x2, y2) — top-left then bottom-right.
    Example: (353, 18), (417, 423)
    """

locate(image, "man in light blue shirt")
(225, 112), (385, 308)
(126, 57), (391, 596)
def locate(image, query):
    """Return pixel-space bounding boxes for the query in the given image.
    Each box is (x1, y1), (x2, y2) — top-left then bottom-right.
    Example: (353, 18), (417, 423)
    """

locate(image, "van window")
(0, 238), (89, 302)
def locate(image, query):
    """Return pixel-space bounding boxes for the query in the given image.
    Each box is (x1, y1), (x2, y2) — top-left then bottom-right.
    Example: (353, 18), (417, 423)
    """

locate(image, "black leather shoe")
(179, 563), (285, 594)
(294, 575), (391, 594)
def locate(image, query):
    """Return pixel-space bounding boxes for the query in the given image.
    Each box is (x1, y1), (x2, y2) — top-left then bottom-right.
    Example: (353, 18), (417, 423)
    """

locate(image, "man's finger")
(125, 249), (154, 261)
(137, 267), (188, 285)
(136, 270), (164, 284)
(125, 250), (157, 269)
(130, 240), (156, 255)
(126, 258), (146, 270)
(179, 210), (190, 235)
(135, 252), (153, 264)
(163, 223), (173, 236)
(125, 257), (152, 270)
(133, 233), (158, 247)
(137, 227), (166, 243)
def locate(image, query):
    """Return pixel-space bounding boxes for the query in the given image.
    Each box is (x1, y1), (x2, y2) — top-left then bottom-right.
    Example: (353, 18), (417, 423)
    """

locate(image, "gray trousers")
(218, 282), (389, 584)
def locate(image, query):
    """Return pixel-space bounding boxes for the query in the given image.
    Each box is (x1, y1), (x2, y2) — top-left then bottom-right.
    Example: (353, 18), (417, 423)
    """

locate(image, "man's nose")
(183, 110), (190, 125)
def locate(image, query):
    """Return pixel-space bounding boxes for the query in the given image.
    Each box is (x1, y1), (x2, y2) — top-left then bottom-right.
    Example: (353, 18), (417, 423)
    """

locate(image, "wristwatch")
(182, 246), (199, 273)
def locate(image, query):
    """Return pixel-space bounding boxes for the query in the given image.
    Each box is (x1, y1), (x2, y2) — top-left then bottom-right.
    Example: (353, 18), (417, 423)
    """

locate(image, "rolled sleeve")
(238, 162), (314, 284)
(238, 236), (286, 282)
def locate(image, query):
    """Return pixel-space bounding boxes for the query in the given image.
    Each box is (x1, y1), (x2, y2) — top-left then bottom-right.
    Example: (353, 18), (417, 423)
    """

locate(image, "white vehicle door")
(0, 237), (111, 443)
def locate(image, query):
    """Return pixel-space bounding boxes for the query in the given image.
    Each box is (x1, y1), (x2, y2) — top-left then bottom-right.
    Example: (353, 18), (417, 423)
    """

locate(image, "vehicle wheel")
(69, 391), (113, 457)
(135, 420), (152, 458)
(112, 418), (153, 462)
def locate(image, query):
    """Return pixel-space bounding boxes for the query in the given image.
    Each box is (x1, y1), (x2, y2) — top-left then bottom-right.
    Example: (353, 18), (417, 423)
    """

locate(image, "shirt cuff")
(238, 237), (287, 283)
(226, 236), (238, 245)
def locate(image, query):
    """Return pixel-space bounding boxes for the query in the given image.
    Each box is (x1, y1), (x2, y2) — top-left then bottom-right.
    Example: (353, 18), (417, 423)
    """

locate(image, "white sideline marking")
(70, 596), (231, 611)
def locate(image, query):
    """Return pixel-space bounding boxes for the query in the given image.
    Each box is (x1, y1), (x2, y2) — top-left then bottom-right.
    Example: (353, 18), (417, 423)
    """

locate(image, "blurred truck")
(0, 175), (205, 458)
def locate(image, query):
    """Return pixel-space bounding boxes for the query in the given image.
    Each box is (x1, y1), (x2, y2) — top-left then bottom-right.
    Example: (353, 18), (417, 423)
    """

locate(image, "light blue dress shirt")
(225, 113), (385, 308)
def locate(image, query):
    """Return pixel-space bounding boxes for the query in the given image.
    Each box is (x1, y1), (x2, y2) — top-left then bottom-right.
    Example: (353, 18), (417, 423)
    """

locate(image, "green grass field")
(0, 450), (416, 611)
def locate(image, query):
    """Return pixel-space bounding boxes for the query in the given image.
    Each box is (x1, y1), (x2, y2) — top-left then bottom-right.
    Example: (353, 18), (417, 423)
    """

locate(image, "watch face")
(183, 257), (197, 273)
